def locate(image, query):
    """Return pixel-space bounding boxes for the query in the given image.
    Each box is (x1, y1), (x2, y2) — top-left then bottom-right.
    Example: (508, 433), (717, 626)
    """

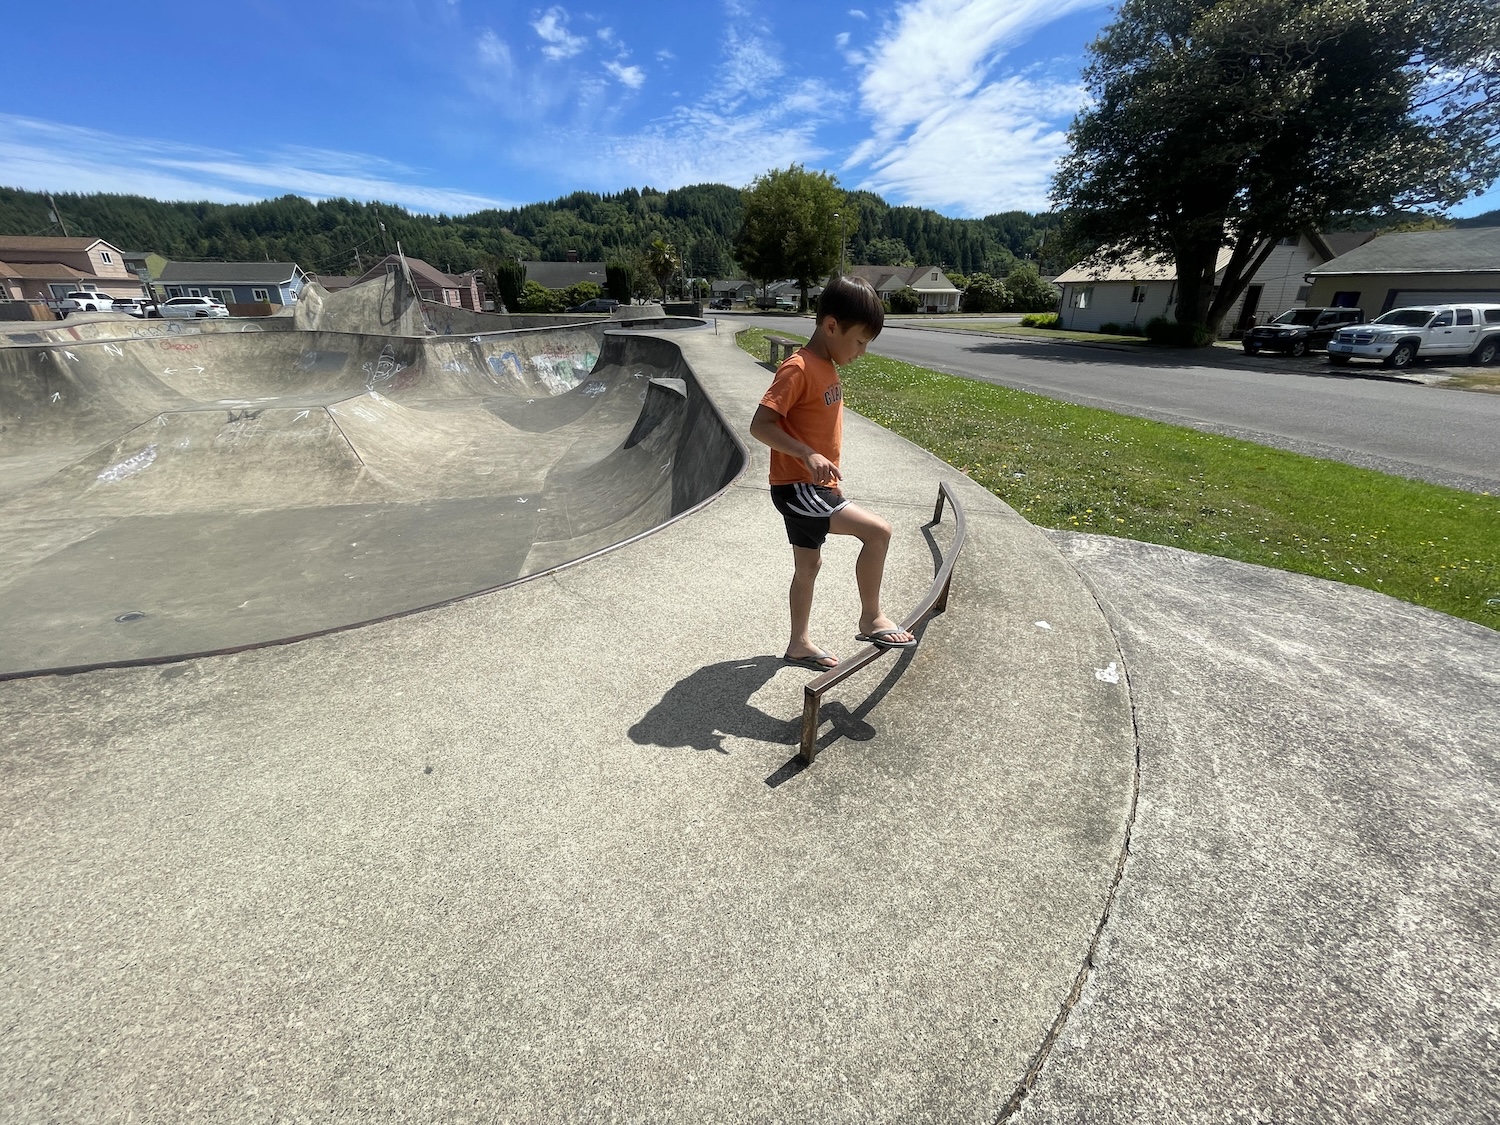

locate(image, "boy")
(750, 274), (916, 671)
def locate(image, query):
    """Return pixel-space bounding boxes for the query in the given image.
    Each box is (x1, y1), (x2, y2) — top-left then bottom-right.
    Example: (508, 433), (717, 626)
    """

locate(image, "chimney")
(566, 249), (579, 263)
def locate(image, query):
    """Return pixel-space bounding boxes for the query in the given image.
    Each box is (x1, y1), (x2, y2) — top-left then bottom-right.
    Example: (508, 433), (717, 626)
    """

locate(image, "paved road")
(728, 313), (1500, 493)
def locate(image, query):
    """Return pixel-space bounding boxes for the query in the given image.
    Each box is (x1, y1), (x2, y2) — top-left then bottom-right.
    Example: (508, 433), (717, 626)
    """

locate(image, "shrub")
(518, 280), (563, 313)
(1020, 312), (1060, 328)
(1144, 316), (1214, 347)
(961, 273), (1007, 313)
(1117, 322), (1146, 336)
(491, 259), (526, 313)
(1099, 322), (1122, 334)
(1004, 263), (1061, 313)
(561, 281), (603, 308)
(888, 286), (922, 313)
(605, 262), (633, 304)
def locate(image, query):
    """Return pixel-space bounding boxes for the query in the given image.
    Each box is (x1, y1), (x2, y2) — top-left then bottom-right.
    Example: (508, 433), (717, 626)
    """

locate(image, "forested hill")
(0, 184), (1066, 279)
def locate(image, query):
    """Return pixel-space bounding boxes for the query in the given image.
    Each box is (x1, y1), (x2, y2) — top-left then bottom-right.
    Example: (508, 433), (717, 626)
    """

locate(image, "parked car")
(1326, 304), (1500, 368)
(56, 291), (115, 315)
(565, 298), (619, 314)
(159, 295), (230, 319)
(110, 297), (148, 318)
(709, 297), (732, 310)
(1242, 307), (1364, 357)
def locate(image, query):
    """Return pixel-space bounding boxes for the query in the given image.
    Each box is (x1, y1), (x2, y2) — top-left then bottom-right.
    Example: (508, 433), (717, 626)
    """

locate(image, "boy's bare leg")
(829, 503), (915, 644)
(787, 545), (838, 665)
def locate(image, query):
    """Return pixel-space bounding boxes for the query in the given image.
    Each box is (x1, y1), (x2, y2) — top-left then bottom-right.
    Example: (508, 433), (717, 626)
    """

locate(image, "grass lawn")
(738, 328), (1499, 630)
(904, 321), (1150, 346)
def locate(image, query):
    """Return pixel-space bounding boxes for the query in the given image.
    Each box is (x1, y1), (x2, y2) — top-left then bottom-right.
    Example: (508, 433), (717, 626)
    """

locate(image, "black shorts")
(770, 483), (849, 550)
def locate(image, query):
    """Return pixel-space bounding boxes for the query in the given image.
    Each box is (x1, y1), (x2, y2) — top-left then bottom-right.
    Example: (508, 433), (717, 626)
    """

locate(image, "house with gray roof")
(1305, 227), (1500, 313)
(159, 261), (309, 307)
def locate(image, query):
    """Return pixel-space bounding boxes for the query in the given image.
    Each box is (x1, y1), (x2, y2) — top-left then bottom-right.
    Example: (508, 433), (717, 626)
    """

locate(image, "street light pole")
(834, 212), (846, 275)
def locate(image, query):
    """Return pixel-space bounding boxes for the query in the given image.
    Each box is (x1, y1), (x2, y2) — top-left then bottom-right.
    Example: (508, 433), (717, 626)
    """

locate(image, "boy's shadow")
(627, 653), (890, 783)
(627, 656), (798, 755)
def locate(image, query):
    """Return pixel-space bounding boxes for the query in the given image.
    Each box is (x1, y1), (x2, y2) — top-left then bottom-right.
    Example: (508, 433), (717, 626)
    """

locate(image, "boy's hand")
(806, 452), (842, 486)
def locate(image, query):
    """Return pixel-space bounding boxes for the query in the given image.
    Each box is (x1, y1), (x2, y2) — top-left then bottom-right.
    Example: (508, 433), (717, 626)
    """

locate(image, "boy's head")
(816, 274), (884, 338)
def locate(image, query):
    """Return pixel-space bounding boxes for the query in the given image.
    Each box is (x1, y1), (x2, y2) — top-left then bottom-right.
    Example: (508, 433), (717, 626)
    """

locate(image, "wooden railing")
(798, 481), (967, 764)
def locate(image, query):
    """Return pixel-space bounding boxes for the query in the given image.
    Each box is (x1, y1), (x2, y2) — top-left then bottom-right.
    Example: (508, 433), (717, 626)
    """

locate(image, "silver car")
(160, 296), (230, 319)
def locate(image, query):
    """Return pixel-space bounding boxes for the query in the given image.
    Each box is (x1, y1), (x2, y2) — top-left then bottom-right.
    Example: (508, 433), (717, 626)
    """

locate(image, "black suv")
(1243, 307), (1364, 357)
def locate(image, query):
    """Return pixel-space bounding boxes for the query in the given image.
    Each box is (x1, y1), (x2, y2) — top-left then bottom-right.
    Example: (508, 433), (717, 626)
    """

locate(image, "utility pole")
(46, 193), (70, 237)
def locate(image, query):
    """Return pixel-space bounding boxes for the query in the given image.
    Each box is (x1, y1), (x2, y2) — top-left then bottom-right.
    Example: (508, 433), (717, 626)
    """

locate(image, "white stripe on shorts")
(786, 482), (846, 518)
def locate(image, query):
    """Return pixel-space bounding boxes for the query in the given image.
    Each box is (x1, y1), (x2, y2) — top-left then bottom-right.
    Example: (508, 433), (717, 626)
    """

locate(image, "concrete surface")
(0, 318), (1495, 1123)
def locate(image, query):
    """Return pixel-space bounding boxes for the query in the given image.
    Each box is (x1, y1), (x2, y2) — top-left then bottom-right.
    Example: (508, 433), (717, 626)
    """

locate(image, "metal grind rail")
(799, 481), (967, 764)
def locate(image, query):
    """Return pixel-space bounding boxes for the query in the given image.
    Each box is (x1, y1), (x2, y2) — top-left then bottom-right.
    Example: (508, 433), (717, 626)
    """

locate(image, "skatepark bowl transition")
(1, 276), (1496, 1123)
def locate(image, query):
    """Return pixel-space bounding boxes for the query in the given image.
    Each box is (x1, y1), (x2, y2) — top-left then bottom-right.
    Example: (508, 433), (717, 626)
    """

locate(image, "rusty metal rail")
(798, 481), (967, 764)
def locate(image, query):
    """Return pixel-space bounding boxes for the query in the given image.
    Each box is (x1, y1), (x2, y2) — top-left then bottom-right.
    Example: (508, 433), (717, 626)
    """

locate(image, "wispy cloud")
(0, 114), (509, 214)
(846, 0), (1108, 214)
(605, 61), (646, 89)
(532, 7), (587, 60)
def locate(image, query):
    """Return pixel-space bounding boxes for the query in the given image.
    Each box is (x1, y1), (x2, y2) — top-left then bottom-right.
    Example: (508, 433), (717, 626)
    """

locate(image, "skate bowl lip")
(0, 326), (748, 683)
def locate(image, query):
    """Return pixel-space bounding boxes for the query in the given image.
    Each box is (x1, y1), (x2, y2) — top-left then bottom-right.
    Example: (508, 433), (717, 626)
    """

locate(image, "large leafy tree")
(1052, 0), (1500, 338)
(734, 165), (851, 310)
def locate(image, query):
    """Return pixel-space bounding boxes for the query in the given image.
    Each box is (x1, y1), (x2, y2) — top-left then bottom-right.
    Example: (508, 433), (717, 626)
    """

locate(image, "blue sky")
(5, 0), (1497, 220)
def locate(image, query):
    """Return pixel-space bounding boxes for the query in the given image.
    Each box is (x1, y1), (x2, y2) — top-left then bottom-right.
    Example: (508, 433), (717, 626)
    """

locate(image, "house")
(711, 278), (758, 301)
(309, 273), (360, 293)
(352, 256), (484, 310)
(522, 256), (609, 292)
(160, 261), (309, 308)
(0, 235), (147, 305)
(1305, 227), (1500, 313)
(840, 265), (962, 313)
(1054, 232), (1378, 334)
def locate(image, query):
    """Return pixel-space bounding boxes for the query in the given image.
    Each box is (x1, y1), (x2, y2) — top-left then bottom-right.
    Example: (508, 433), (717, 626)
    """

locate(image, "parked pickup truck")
(55, 291), (116, 315)
(1326, 304), (1500, 369)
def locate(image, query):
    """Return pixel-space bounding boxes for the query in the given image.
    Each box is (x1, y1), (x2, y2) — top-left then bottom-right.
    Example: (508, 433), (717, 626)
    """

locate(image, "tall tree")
(1052, 0), (1500, 338)
(644, 238), (681, 301)
(734, 165), (850, 310)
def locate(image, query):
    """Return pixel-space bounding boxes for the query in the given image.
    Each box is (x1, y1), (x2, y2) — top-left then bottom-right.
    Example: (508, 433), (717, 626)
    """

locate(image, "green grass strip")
(738, 327), (1499, 630)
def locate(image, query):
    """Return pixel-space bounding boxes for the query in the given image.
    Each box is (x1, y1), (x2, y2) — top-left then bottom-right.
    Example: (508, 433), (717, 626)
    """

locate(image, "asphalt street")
(729, 312), (1500, 494)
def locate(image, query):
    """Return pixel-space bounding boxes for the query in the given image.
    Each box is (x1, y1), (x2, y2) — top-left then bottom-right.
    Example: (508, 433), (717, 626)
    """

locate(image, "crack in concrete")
(994, 561), (1144, 1123)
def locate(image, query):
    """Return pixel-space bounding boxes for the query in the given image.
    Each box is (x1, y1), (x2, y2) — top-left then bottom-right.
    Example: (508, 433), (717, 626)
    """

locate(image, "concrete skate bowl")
(0, 324), (743, 677)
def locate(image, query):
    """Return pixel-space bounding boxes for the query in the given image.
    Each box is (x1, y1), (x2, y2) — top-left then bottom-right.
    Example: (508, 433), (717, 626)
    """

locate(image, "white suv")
(1327, 304), (1500, 368)
(160, 295), (230, 319)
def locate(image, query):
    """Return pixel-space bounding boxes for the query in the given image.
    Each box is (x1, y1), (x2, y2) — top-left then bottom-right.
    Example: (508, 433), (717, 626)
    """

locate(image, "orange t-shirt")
(759, 349), (843, 485)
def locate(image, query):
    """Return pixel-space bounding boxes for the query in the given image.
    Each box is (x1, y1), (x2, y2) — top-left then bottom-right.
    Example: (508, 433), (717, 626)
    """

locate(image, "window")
(1071, 286), (1092, 309)
(1131, 285), (1148, 303)
(1331, 290), (1361, 308)
(209, 288), (234, 304)
(1296, 285), (1311, 301)
(1484, 309), (1500, 325)
(188, 288), (202, 297)
(931, 271), (939, 281)
(252, 288), (270, 302)
(1431, 311), (1453, 327)
(167, 287), (183, 298)
(1456, 309), (1474, 325)
(100, 251), (113, 264)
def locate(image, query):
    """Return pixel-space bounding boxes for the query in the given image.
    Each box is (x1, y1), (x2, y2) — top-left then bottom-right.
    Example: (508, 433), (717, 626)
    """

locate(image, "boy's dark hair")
(816, 274), (884, 336)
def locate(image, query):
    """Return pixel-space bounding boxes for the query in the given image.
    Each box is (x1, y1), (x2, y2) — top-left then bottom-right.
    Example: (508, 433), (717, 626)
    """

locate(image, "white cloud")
(477, 29), (513, 72)
(657, 48), (676, 60)
(849, 7), (868, 16)
(0, 114), (508, 214)
(857, 75), (1084, 214)
(605, 61), (646, 89)
(532, 7), (587, 60)
(844, 0), (1109, 213)
(835, 32), (850, 49)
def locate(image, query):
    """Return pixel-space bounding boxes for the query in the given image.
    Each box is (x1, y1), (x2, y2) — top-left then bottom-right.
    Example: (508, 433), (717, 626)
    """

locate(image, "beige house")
(1055, 232), (1376, 335)
(842, 264), (961, 312)
(0, 235), (147, 305)
(1305, 227), (1500, 313)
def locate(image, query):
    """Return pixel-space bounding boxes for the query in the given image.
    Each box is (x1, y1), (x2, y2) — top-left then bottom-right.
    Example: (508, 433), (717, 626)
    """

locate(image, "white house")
(1054, 232), (1376, 335)
(842, 265), (961, 312)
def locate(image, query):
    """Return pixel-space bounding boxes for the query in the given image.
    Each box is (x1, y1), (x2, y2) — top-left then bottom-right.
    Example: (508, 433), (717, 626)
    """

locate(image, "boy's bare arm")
(750, 405), (842, 485)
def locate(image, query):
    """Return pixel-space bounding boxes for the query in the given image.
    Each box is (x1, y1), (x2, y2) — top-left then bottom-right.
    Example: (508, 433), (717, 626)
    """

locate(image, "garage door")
(1388, 288), (1500, 309)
